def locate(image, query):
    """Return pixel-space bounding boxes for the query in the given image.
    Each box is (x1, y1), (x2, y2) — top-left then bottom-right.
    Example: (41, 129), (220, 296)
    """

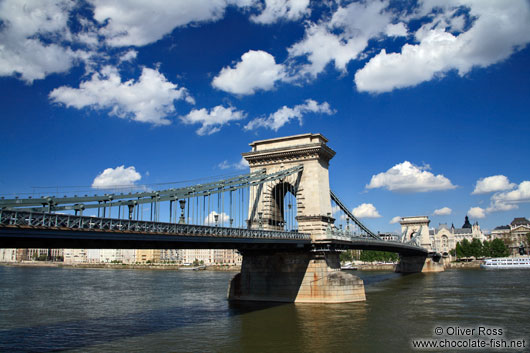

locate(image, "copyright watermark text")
(411, 326), (526, 350)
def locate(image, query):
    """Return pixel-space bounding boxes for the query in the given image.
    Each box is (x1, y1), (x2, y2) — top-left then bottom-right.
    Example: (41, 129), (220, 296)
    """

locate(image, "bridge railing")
(324, 226), (424, 248)
(0, 210), (311, 241)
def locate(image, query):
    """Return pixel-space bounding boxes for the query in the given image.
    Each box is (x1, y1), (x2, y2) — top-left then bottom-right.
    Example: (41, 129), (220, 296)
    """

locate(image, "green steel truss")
(330, 190), (381, 241)
(0, 165), (303, 213)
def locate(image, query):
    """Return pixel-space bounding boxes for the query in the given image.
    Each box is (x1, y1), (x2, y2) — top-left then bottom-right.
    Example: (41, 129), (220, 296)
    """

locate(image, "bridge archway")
(243, 133), (335, 241)
(267, 181), (298, 231)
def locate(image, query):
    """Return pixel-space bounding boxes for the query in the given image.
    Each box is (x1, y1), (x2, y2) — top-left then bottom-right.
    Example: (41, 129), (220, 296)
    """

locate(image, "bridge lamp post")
(258, 212), (263, 230)
(288, 203), (292, 230)
(179, 199), (186, 224)
(230, 218), (233, 228)
(214, 214), (219, 227)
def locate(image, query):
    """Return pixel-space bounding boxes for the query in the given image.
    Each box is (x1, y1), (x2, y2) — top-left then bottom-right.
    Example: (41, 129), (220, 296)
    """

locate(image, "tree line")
(340, 237), (513, 264)
(451, 238), (509, 258)
(340, 250), (398, 263)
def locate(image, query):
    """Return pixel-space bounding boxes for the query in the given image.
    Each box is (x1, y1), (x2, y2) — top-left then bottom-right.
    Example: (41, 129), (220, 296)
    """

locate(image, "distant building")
(179, 249), (242, 265)
(160, 249), (181, 263)
(14, 248), (63, 261)
(489, 217), (530, 255)
(379, 232), (399, 242)
(400, 216), (485, 256)
(63, 249), (88, 264)
(0, 248), (17, 262)
(135, 249), (161, 263)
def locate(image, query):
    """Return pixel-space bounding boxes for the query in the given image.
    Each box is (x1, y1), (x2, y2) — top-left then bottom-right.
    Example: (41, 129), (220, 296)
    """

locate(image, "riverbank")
(445, 260), (482, 269)
(0, 261), (241, 271)
(347, 260), (483, 271)
(2, 260), (483, 271)
(356, 263), (395, 271)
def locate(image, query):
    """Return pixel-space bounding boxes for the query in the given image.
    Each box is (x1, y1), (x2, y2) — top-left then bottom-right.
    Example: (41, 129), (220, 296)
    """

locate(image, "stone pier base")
(395, 255), (445, 273)
(228, 251), (365, 303)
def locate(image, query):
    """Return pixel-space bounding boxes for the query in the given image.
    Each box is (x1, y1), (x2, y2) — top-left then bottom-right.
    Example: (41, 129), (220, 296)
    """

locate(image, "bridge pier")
(395, 255), (445, 273)
(228, 251), (365, 303)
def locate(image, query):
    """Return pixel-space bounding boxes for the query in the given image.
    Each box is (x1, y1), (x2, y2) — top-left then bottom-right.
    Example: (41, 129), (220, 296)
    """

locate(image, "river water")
(0, 266), (528, 352)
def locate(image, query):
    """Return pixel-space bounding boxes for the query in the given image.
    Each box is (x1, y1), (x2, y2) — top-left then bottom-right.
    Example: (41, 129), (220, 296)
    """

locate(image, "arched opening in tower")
(271, 181), (298, 231)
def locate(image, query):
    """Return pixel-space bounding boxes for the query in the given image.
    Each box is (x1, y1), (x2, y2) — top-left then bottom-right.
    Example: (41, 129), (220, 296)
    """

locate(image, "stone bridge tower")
(229, 133), (366, 303)
(242, 133), (335, 242)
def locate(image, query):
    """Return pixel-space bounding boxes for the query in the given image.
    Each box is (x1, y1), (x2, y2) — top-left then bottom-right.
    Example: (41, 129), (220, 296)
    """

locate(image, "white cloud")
(250, 0), (310, 24)
(287, 0), (393, 79)
(119, 50), (138, 63)
(468, 180), (530, 216)
(218, 161), (230, 169)
(355, 1), (530, 93)
(204, 211), (230, 225)
(212, 50), (286, 95)
(389, 216), (401, 224)
(92, 165), (141, 189)
(218, 157), (249, 170)
(366, 161), (456, 193)
(180, 105), (246, 135)
(468, 206), (485, 219)
(472, 175), (516, 194)
(0, 0), (78, 83)
(489, 181), (530, 211)
(235, 157), (249, 170)
(352, 203), (382, 219)
(90, 0), (230, 47)
(49, 66), (193, 126)
(433, 207), (452, 216)
(385, 22), (408, 37)
(245, 99), (334, 131)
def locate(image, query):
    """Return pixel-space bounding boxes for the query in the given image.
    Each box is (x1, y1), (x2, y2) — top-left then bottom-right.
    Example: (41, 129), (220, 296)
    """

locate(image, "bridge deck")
(0, 211), (427, 255)
(0, 210), (311, 250)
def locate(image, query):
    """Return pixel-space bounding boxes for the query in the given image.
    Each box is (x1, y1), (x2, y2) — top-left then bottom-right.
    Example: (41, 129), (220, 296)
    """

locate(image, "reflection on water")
(0, 266), (528, 352)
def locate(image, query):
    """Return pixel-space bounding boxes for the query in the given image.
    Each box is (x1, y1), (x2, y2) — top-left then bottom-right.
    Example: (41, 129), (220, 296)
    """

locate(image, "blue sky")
(1, 0), (529, 233)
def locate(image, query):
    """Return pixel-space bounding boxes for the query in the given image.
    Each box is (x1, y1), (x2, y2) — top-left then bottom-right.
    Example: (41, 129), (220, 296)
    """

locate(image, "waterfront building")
(160, 249), (181, 263)
(135, 249), (161, 263)
(99, 249), (134, 263)
(0, 248), (16, 262)
(86, 249), (100, 263)
(15, 248), (63, 261)
(63, 249), (88, 264)
(489, 217), (530, 255)
(121, 249), (136, 264)
(179, 249), (242, 265)
(213, 249), (242, 265)
(180, 249), (214, 265)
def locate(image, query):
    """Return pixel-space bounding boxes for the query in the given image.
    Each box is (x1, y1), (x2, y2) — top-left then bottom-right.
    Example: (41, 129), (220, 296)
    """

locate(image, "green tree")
(360, 250), (398, 263)
(469, 238), (483, 258)
(193, 258), (200, 266)
(460, 239), (471, 257)
(455, 242), (464, 258)
(340, 251), (353, 263)
(481, 240), (492, 257)
(37, 254), (48, 261)
(490, 238), (509, 257)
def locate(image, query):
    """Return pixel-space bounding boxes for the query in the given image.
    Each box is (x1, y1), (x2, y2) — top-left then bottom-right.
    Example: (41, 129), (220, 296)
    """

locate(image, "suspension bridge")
(0, 133), (440, 303)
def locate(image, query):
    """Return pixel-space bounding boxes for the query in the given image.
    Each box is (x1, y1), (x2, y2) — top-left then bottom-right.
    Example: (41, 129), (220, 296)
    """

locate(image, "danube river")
(0, 266), (528, 352)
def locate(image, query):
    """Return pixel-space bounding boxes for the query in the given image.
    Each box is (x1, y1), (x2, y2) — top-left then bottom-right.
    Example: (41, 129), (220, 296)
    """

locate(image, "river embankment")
(0, 261), (241, 271)
(348, 260), (483, 271)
